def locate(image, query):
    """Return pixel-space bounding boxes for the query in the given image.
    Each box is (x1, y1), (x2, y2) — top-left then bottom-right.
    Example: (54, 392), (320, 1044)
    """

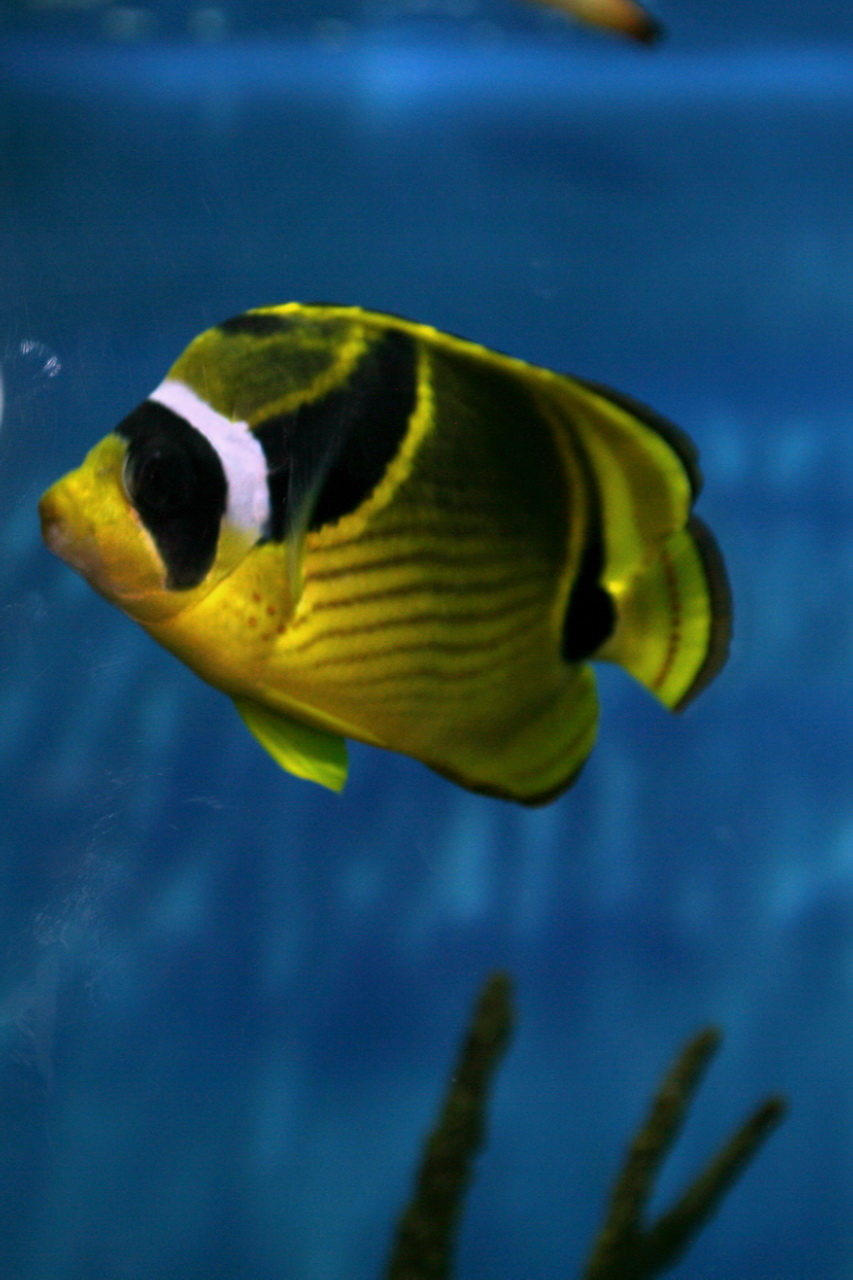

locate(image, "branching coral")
(384, 972), (514, 1280)
(384, 975), (785, 1280)
(581, 1027), (786, 1279)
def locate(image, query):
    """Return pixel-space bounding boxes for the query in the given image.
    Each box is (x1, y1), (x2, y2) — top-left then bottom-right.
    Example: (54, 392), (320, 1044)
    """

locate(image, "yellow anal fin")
(431, 666), (600, 806)
(233, 696), (349, 792)
(598, 516), (731, 711)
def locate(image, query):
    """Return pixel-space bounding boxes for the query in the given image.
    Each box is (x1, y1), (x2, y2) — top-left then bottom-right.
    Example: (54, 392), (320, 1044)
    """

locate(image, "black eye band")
(116, 400), (227, 590)
(125, 434), (200, 518)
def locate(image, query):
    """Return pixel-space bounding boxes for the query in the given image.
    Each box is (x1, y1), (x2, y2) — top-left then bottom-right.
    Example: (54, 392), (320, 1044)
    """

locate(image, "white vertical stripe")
(148, 379), (271, 535)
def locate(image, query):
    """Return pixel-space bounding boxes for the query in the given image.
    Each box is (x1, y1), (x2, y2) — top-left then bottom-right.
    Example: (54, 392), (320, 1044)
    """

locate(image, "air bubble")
(0, 339), (62, 432)
(14, 340), (62, 386)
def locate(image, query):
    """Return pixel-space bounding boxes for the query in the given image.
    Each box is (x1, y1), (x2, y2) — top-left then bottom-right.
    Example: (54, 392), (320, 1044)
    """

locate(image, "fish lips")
(39, 482), (104, 581)
(38, 470), (198, 624)
(39, 475), (143, 606)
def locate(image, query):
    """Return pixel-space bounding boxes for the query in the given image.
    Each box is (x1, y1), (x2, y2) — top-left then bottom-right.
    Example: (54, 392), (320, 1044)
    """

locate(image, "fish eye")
(125, 436), (198, 517)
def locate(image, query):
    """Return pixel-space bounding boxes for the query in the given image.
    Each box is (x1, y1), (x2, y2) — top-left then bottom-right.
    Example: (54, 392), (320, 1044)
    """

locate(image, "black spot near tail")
(560, 422), (616, 664)
(561, 531), (616, 662)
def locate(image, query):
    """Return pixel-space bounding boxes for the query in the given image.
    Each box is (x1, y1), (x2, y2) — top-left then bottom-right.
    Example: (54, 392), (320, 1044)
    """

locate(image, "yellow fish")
(39, 304), (729, 804)
(539, 0), (662, 44)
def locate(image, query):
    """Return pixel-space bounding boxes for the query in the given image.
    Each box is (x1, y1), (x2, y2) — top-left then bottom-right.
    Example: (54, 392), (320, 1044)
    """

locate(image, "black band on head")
(117, 401), (227, 590)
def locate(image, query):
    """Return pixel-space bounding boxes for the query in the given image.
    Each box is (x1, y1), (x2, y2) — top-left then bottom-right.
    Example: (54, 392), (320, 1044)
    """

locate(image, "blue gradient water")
(1, 5), (852, 1276)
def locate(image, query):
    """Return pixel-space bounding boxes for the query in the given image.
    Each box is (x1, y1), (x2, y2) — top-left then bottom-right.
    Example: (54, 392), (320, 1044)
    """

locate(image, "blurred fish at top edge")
(531, 0), (663, 43)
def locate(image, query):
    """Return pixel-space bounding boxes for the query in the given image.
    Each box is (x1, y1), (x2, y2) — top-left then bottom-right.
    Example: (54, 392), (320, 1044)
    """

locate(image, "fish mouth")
(38, 485), (103, 580)
(38, 479), (172, 614)
(38, 490), (69, 557)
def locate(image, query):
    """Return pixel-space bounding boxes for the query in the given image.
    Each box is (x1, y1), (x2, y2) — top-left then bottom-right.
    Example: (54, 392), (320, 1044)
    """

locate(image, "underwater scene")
(2, 0), (853, 1275)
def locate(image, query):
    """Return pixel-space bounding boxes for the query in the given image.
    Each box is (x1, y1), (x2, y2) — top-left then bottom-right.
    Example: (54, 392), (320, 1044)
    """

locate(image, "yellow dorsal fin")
(233, 696), (349, 791)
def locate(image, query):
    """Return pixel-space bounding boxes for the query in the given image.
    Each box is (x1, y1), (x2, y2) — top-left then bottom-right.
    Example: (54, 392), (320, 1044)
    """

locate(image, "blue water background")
(1, 3), (852, 1276)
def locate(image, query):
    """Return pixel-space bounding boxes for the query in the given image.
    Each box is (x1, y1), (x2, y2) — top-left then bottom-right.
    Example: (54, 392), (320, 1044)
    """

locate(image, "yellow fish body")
(39, 303), (729, 804)
(536, 0), (662, 44)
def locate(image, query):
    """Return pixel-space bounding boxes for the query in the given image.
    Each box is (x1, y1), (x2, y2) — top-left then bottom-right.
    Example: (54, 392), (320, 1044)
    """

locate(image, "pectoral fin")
(233, 696), (349, 792)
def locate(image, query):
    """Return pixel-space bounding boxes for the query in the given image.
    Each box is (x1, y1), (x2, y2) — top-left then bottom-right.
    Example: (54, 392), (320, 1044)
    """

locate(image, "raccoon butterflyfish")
(39, 303), (730, 805)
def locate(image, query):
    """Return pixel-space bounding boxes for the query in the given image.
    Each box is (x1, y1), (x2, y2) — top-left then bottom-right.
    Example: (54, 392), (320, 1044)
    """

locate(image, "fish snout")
(37, 467), (176, 619)
(38, 478), (97, 575)
(38, 485), (68, 556)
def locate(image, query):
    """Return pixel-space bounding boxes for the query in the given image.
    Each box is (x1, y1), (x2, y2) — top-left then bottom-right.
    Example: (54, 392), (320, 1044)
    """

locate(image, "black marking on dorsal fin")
(575, 377), (703, 498)
(561, 424), (616, 663)
(561, 532), (616, 662)
(253, 327), (419, 541)
(116, 400), (227, 590)
(218, 311), (298, 338)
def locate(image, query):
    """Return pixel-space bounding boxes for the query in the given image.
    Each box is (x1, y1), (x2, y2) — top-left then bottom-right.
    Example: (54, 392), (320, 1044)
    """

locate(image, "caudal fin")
(548, 376), (731, 711)
(596, 515), (731, 709)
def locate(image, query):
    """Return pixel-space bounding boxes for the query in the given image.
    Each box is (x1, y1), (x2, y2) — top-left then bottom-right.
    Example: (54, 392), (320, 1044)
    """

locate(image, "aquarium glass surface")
(1, 0), (852, 1275)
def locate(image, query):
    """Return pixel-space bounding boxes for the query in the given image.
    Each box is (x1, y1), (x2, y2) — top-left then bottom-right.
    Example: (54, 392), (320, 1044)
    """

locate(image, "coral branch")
(384, 972), (515, 1280)
(642, 1095), (786, 1274)
(582, 1029), (786, 1280)
(381, 996), (784, 1280)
